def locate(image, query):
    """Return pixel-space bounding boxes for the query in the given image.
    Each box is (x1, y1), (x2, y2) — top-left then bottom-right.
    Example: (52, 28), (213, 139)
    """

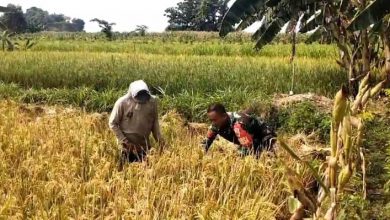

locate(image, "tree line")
(164, 0), (229, 32)
(0, 4), (85, 33)
(1, 0), (230, 34)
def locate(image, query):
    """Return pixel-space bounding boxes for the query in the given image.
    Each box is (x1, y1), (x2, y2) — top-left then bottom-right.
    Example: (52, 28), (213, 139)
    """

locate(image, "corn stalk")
(383, 24), (390, 83)
(280, 73), (386, 219)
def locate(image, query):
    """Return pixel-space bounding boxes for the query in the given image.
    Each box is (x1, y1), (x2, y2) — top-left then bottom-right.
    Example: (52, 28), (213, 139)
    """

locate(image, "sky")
(0, 0), (265, 33)
(0, 0), (184, 32)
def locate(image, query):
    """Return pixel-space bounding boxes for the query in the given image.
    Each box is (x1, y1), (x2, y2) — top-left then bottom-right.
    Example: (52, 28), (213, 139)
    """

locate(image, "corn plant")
(279, 73), (386, 219)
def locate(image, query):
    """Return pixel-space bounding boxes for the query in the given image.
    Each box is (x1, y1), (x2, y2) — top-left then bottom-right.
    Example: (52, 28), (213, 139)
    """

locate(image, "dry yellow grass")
(0, 101), (312, 219)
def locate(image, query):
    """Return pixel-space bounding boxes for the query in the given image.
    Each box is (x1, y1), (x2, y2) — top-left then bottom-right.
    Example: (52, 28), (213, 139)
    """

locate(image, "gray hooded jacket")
(109, 80), (162, 146)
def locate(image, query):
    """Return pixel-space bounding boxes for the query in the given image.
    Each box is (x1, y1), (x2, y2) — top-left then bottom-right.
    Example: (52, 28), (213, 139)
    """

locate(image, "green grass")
(274, 101), (331, 142)
(1, 34), (345, 121)
(0, 52), (344, 94)
(0, 83), (270, 121)
(0, 49), (346, 121)
(29, 41), (338, 58)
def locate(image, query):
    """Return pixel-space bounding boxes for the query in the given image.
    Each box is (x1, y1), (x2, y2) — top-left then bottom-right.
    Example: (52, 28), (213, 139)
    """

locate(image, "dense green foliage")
(0, 4), (85, 33)
(275, 102), (331, 142)
(164, 0), (229, 31)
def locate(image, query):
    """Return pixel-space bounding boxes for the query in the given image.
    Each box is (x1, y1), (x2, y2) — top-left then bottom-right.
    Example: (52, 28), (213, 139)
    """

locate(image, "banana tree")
(14, 39), (36, 51)
(0, 6), (15, 51)
(0, 30), (15, 51)
(220, 0), (390, 95)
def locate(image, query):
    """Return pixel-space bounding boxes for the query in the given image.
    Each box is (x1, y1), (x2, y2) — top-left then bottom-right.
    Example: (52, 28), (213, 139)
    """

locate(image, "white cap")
(129, 80), (150, 98)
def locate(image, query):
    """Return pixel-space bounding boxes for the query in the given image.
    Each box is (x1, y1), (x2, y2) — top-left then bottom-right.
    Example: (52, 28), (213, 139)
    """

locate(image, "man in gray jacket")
(109, 80), (163, 167)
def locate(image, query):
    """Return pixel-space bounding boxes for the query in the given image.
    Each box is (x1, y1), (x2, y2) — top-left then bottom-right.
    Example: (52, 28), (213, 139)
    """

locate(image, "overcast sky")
(0, 0), (185, 32)
(0, 0), (264, 33)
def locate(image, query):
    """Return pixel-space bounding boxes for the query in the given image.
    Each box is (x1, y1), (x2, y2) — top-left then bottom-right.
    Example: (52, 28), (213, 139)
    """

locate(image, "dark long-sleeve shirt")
(204, 112), (275, 153)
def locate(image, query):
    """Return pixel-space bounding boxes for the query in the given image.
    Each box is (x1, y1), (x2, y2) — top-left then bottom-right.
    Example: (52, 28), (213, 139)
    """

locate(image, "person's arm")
(109, 100), (127, 144)
(233, 122), (254, 149)
(202, 126), (218, 152)
(152, 100), (163, 143)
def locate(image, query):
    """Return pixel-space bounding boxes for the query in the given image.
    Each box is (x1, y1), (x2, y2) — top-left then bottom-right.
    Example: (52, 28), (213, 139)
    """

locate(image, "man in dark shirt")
(203, 103), (276, 156)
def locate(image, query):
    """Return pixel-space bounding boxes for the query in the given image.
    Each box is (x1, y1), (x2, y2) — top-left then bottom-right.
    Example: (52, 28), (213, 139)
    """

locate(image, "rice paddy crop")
(0, 101), (311, 219)
(0, 44), (345, 121)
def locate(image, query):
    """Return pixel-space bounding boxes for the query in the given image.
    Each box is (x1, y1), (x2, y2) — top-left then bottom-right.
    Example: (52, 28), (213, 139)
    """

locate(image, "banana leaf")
(347, 0), (390, 31)
(286, 18), (298, 34)
(255, 16), (289, 50)
(299, 10), (323, 33)
(266, 0), (282, 7)
(252, 17), (271, 41)
(305, 26), (325, 43)
(237, 13), (263, 31)
(220, 0), (268, 37)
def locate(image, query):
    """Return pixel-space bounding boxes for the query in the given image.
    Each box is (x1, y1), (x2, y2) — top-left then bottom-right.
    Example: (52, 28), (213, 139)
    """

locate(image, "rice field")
(0, 32), (361, 219)
(0, 101), (313, 219)
(0, 33), (345, 120)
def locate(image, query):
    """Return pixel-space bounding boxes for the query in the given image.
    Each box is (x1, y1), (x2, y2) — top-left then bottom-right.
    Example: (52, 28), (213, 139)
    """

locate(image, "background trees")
(0, 4), (85, 33)
(90, 18), (116, 40)
(164, 0), (229, 31)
